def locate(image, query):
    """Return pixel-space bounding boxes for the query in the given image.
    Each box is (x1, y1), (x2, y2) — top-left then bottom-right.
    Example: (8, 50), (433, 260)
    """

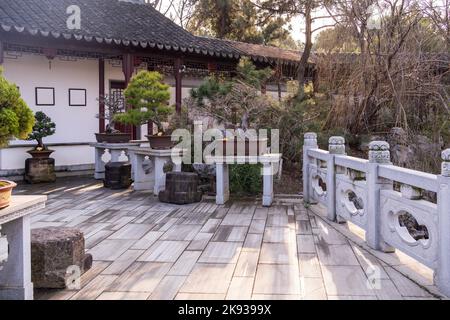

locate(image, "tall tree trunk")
(297, 1), (313, 98)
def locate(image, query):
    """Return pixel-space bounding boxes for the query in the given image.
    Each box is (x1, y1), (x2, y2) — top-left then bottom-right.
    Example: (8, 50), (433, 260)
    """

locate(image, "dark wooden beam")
(122, 53), (139, 140)
(174, 57), (183, 113)
(98, 58), (105, 133)
(0, 40), (4, 65)
(122, 53), (134, 86)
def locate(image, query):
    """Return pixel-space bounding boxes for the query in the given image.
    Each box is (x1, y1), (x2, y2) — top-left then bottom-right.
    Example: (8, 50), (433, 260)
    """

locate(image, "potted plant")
(25, 111), (56, 183)
(0, 67), (34, 208)
(27, 111), (56, 158)
(95, 94), (131, 143)
(187, 58), (273, 156)
(115, 71), (174, 149)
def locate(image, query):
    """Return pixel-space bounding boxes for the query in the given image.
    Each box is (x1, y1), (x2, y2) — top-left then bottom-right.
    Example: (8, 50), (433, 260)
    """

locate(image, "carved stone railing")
(303, 132), (450, 297)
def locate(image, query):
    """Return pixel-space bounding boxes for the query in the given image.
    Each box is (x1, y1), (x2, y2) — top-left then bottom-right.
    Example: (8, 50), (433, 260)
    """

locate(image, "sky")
(290, 8), (335, 43)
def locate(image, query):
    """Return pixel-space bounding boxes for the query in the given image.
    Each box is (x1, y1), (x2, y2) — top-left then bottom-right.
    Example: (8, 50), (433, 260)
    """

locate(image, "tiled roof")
(196, 37), (302, 64)
(0, 0), (301, 64)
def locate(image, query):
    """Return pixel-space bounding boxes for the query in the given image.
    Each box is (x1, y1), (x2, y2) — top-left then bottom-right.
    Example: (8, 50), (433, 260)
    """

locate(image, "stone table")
(128, 147), (185, 194)
(0, 195), (47, 300)
(90, 142), (140, 179)
(205, 154), (282, 207)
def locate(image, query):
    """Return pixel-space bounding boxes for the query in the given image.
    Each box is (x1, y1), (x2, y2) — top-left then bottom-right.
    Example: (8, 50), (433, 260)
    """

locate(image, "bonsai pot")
(0, 180), (17, 209)
(95, 133), (131, 144)
(27, 149), (54, 159)
(146, 135), (175, 150)
(218, 138), (268, 156)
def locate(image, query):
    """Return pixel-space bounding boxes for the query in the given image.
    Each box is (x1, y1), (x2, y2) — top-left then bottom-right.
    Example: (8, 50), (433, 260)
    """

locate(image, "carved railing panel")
(309, 164), (327, 206)
(336, 174), (367, 228)
(380, 190), (438, 269)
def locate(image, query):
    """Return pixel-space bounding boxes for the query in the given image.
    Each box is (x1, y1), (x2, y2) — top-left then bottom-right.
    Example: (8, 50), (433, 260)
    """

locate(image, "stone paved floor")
(12, 177), (441, 300)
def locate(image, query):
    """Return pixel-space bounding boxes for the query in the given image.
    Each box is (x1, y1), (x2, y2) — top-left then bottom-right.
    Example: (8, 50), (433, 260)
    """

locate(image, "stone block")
(31, 227), (91, 289)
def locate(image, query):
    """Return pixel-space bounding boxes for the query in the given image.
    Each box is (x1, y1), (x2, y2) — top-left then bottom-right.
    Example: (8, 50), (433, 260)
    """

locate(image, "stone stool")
(31, 227), (92, 289)
(159, 172), (202, 205)
(104, 162), (132, 189)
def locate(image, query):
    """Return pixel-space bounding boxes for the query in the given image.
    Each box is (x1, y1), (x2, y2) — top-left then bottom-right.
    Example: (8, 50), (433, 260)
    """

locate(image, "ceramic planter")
(146, 135), (175, 150)
(0, 180), (17, 209)
(95, 133), (131, 144)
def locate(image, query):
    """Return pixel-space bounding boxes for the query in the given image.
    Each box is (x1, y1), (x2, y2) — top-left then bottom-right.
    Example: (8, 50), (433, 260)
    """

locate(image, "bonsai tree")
(0, 67), (34, 147)
(96, 94), (125, 133)
(114, 71), (173, 134)
(27, 111), (56, 151)
(188, 57), (275, 131)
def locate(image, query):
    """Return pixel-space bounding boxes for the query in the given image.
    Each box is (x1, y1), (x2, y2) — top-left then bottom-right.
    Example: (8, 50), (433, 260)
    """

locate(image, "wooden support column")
(98, 58), (105, 133)
(122, 53), (134, 86)
(207, 62), (217, 75)
(147, 64), (154, 135)
(0, 40), (4, 65)
(174, 57), (183, 114)
(122, 53), (138, 139)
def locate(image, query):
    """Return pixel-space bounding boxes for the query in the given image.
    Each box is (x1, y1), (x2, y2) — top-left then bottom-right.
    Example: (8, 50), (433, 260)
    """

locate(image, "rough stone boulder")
(31, 227), (92, 289)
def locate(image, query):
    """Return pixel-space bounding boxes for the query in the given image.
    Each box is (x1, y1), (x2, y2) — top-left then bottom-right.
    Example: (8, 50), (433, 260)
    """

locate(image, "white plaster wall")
(1, 53), (99, 171)
(3, 53), (99, 144)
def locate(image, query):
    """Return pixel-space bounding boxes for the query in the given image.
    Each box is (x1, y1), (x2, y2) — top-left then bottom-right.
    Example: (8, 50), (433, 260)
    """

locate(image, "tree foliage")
(186, 0), (298, 48)
(27, 111), (56, 150)
(114, 71), (173, 133)
(0, 67), (34, 147)
(256, 0), (331, 94)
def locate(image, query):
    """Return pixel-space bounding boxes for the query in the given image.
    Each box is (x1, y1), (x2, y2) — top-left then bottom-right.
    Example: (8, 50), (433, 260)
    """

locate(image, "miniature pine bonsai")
(114, 71), (173, 134)
(0, 67), (34, 147)
(27, 111), (56, 151)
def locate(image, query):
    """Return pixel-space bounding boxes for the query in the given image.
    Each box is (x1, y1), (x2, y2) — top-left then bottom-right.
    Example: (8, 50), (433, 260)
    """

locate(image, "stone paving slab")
(14, 177), (442, 300)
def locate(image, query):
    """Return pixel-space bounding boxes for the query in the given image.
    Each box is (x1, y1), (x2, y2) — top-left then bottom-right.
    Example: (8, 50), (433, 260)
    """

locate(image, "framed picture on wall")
(35, 87), (55, 106)
(68, 88), (87, 107)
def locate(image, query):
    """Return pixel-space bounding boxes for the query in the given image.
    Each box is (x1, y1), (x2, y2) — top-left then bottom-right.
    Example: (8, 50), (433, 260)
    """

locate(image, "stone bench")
(31, 227), (92, 289)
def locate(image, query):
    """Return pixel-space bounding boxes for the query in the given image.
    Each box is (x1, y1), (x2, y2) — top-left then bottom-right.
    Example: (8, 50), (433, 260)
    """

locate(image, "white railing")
(303, 132), (450, 296)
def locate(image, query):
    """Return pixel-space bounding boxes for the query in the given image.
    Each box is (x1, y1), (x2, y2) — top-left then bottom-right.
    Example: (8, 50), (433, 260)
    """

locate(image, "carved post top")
(442, 149), (450, 177)
(442, 149), (450, 161)
(328, 136), (346, 155)
(304, 132), (317, 140)
(329, 136), (345, 145)
(304, 132), (318, 147)
(368, 141), (391, 164)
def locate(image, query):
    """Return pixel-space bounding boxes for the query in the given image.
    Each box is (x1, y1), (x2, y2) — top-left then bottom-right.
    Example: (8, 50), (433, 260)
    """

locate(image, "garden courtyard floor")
(14, 177), (444, 300)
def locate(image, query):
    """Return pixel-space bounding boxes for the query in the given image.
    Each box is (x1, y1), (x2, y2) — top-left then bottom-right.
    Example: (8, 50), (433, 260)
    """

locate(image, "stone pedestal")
(104, 162), (132, 190)
(159, 172), (202, 204)
(90, 142), (140, 180)
(0, 195), (47, 300)
(128, 147), (185, 194)
(24, 158), (56, 183)
(31, 227), (91, 289)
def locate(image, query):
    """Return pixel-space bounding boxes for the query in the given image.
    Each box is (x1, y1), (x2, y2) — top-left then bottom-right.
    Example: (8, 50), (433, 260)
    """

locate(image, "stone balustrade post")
(327, 136), (346, 222)
(437, 149), (450, 296)
(366, 141), (395, 252)
(303, 133), (318, 204)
